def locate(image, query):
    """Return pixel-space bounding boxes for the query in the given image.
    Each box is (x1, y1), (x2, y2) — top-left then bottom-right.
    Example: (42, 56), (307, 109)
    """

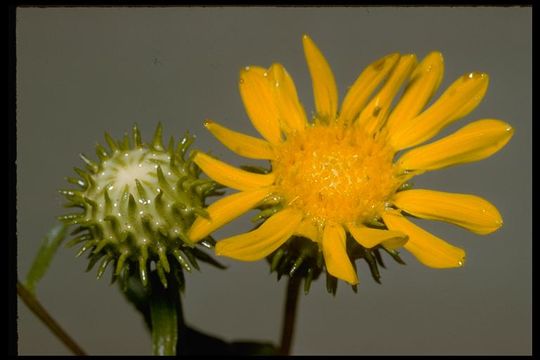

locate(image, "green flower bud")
(59, 123), (222, 288)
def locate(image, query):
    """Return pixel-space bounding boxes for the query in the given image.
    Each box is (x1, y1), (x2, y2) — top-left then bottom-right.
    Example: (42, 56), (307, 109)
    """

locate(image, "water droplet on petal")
(263, 71), (268, 77)
(244, 66), (250, 71)
(239, 78), (244, 85)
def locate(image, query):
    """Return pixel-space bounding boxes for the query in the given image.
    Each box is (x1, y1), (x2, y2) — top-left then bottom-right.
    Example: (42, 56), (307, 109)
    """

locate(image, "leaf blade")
(25, 224), (68, 294)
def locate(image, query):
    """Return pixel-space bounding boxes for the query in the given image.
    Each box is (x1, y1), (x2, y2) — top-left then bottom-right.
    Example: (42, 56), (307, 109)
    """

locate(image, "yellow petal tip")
(239, 66), (252, 79)
(491, 216), (503, 232)
(506, 125), (515, 136)
(466, 71), (489, 81)
(430, 50), (444, 58)
(203, 119), (213, 128)
(302, 34), (313, 49)
(403, 53), (418, 61)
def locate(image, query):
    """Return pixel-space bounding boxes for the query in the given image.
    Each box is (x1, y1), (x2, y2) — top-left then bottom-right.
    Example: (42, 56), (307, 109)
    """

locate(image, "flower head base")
(59, 124), (223, 288)
(188, 34), (513, 290)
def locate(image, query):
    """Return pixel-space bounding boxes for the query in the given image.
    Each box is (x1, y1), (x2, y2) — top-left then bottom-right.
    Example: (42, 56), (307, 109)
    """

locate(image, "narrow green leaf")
(25, 224), (67, 295)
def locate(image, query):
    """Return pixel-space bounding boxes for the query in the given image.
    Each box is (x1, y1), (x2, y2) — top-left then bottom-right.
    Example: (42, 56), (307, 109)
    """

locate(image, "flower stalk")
(148, 272), (184, 356)
(279, 275), (302, 356)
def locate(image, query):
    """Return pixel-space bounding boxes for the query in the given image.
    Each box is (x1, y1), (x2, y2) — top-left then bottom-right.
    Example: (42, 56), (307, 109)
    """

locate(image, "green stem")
(149, 272), (186, 356)
(149, 289), (176, 355)
(176, 290), (187, 355)
(279, 275), (301, 356)
(17, 280), (87, 356)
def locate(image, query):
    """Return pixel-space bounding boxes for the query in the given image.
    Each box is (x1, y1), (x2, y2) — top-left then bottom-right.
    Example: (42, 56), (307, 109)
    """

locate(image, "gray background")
(17, 7), (531, 355)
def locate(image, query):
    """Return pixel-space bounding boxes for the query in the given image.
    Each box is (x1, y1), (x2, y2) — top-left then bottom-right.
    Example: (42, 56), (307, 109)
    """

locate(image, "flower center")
(272, 124), (400, 226)
(92, 148), (174, 201)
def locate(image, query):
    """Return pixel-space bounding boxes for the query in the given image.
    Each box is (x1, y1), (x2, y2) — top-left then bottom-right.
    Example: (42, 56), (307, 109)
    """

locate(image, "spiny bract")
(59, 123), (223, 288)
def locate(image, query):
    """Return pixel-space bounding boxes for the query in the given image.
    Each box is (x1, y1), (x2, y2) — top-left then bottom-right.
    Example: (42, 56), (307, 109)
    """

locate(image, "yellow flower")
(188, 34), (513, 285)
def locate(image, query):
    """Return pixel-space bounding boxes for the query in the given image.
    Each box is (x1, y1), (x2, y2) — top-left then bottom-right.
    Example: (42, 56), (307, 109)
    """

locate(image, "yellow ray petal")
(204, 119), (275, 160)
(188, 188), (273, 242)
(346, 223), (407, 250)
(390, 72), (489, 151)
(356, 54), (417, 135)
(385, 51), (444, 134)
(382, 211), (465, 268)
(392, 189), (503, 235)
(267, 63), (308, 134)
(339, 52), (400, 125)
(239, 66), (282, 144)
(215, 208), (303, 261)
(397, 119), (513, 171)
(302, 34), (338, 122)
(194, 152), (275, 191)
(294, 218), (321, 243)
(322, 222), (358, 285)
